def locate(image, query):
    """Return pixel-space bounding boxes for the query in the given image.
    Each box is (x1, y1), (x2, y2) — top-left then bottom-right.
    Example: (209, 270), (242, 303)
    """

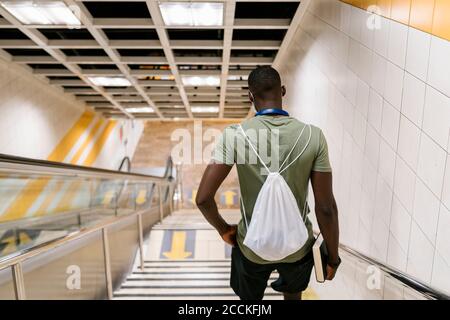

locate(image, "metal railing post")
(169, 185), (173, 214)
(137, 213), (144, 270)
(158, 185), (164, 222)
(101, 228), (113, 300)
(179, 166), (184, 209)
(11, 263), (26, 300)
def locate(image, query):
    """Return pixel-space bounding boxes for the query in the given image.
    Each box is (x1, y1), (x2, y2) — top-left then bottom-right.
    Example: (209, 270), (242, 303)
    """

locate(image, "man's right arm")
(310, 171), (340, 280)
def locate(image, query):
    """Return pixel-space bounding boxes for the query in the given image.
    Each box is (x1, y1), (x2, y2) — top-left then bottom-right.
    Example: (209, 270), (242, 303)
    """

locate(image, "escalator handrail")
(0, 207), (154, 270)
(118, 156), (132, 172)
(0, 155), (177, 270)
(0, 153), (169, 183)
(338, 240), (450, 300)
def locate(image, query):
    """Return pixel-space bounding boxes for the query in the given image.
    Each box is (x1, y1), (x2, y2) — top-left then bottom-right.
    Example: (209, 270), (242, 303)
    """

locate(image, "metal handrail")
(0, 207), (149, 270)
(0, 153), (178, 299)
(337, 242), (450, 300)
(118, 156), (131, 172)
(0, 153), (168, 182)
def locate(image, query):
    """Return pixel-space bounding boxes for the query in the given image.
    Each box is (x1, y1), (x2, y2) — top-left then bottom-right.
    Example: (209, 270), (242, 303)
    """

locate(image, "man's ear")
(248, 90), (254, 102)
(281, 85), (286, 97)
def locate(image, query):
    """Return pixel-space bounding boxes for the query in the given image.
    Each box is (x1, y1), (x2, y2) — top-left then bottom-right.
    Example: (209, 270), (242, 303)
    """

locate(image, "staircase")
(113, 209), (317, 300)
(114, 259), (283, 300)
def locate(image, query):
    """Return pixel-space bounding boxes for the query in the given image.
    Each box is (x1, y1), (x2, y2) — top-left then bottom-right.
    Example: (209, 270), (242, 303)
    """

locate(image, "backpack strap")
(279, 124), (312, 175)
(301, 184), (309, 220)
(240, 196), (249, 230)
(278, 123), (308, 172)
(238, 124), (272, 174)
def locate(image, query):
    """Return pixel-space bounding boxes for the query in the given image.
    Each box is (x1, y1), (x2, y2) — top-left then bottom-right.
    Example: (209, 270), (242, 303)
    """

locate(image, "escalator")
(0, 154), (448, 300)
(0, 154), (176, 299)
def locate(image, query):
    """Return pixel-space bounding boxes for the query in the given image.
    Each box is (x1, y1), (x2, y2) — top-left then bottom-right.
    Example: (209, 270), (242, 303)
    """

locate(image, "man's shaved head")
(248, 66), (282, 99)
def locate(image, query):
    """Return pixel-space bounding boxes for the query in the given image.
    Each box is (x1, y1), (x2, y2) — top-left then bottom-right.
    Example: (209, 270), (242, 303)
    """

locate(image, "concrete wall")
(279, 0), (450, 295)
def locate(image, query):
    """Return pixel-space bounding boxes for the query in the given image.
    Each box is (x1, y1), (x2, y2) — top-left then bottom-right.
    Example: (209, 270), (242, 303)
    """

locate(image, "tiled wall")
(279, 0), (450, 295)
(341, 0), (450, 40)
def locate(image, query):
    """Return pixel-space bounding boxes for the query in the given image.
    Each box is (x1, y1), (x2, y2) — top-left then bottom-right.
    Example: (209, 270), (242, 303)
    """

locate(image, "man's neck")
(255, 100), (283, 111)
(257, 106), (283, 110)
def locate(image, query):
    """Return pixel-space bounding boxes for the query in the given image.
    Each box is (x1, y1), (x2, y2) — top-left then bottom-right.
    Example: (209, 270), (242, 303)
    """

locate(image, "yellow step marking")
(163, 231), (192, 259)
(190, 189), (197, 205)
(222, 190), (236, 207)
(136, 189), (147, 205)
(0, 236), (16, 255)
(303, 287), (319, 300)
(1, 231), (32, 255)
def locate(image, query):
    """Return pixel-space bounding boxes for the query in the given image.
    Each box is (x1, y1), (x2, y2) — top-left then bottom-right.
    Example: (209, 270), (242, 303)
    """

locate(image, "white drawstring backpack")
(238, 123), (312, 261)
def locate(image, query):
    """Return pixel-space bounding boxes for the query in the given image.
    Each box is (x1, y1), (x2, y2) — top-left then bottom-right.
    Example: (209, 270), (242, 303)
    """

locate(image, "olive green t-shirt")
(212, 115), (332, 264)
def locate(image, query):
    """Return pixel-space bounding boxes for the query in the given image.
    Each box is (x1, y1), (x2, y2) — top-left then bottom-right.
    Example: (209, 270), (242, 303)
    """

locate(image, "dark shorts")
(230, 245), (314, 300)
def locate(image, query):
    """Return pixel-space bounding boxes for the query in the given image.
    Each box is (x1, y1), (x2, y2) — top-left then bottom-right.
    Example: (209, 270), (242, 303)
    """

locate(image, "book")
(313, 234), (328, 283)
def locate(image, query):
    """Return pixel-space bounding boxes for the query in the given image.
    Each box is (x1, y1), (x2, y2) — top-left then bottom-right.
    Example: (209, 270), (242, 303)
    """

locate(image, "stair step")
(144, 259), (230, 263)
(114, 295), (283, 300)
(138, 267), (231, 273)
(142, 263), (230, 268)
(121, 279), (278, 287)
(114, 287), (281, 296)
(127, 276), (278, 281)
(127, 272), (278, 280)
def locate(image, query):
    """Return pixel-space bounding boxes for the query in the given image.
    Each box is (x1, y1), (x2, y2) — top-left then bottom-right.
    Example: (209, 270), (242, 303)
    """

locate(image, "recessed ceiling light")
(0, 1), (81, 26)
(126, 107), (154, 113)
(182, 76), (220, 86)
(88, 77), (131, 87)
(159, 2), (223, 26)
(191, 106), (219, 113)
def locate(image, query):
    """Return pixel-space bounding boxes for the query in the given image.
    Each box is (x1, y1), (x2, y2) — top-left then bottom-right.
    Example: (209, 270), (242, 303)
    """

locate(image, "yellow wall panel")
(83, 121), (117, 167)
(341, 0), (450, 57)
(391, 0), (412, 24)
(432, 0), (450, 40)
(343, 0), (358, 6)
(70, 118), (105, 165)
(361, 0), (378, 10)
(377, 0), (393, 17)
(47, 111), (95, 162)
(410, 0), (436, 33)
(353, 0), (365, 8)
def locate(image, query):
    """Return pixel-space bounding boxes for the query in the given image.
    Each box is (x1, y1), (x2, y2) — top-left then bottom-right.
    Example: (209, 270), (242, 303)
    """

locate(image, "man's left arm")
(196, 163), (237, 246)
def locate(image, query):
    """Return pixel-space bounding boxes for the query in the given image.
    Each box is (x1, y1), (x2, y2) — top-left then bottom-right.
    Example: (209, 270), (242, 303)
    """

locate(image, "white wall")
(0, 56), (85, 159)
(0, 55), (145, 221)
(93, 119), (144, 170)
(279, 0), (450, 296)
(0, 56), (144, 170)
